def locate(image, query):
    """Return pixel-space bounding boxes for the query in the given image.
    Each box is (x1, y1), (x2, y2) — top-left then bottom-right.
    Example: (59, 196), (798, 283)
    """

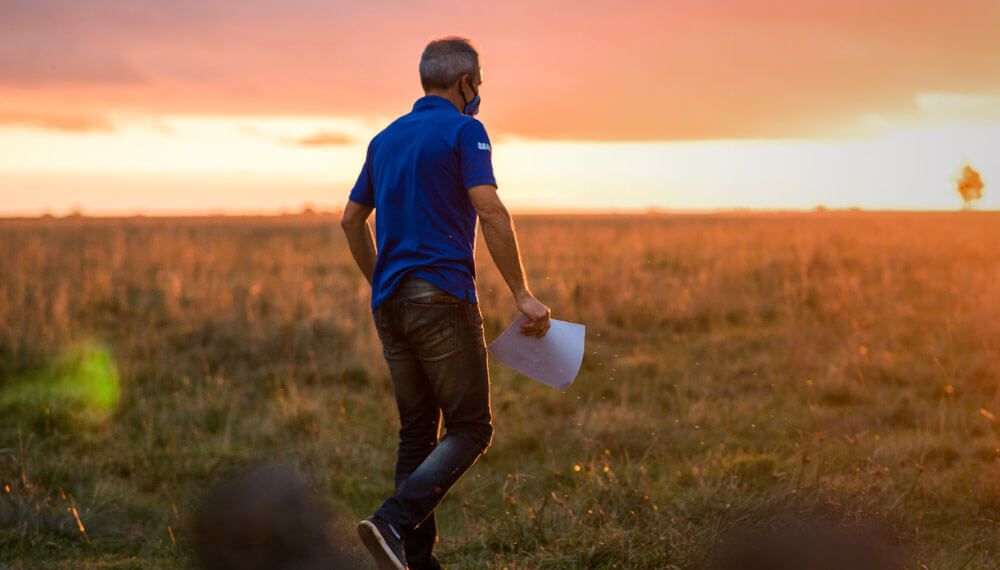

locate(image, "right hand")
(515, 291), (551, 338)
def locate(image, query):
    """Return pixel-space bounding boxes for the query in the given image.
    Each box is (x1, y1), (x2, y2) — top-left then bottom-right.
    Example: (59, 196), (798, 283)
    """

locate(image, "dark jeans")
(372, 278), (493, 570)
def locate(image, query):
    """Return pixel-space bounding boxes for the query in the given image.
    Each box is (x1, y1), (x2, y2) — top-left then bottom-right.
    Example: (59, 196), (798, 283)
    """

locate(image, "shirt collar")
(413, 95), (460, 113)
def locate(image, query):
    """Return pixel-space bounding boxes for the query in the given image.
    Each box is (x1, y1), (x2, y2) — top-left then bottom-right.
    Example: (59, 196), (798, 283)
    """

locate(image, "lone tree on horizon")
(956, 164), (985, 210)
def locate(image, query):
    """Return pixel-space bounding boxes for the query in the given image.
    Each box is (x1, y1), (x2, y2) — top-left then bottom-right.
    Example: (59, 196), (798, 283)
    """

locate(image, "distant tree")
(956, 165), (984, 210)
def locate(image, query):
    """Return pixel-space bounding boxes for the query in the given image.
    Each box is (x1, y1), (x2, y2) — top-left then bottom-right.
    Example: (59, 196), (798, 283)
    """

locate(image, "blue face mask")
(463, 93), (481, 116)
(462, 81), (481, 116)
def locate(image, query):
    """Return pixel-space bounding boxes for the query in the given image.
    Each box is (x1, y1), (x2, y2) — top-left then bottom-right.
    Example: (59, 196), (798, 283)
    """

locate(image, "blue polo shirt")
(349, 95), (497, 310)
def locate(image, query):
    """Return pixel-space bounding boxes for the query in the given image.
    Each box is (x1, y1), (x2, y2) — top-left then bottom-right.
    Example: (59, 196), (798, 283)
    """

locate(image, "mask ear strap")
(460, 74), (480, 116)
(458, 75), (470, 107)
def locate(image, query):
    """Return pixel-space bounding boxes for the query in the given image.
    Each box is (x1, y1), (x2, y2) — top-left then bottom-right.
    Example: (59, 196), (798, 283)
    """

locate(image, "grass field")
(2, 211), (999, 568)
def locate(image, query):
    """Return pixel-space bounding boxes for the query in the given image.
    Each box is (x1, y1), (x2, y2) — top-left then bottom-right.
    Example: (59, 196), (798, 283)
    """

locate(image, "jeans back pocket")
(403, 300), (460, 360)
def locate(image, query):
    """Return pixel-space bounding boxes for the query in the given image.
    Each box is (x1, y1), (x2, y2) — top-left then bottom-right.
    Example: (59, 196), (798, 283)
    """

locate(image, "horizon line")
(2, 205), (996, 220)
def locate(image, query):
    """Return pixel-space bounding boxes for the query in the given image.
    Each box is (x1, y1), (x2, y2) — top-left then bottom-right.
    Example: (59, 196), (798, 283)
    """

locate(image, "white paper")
(487, 317), (585, 390)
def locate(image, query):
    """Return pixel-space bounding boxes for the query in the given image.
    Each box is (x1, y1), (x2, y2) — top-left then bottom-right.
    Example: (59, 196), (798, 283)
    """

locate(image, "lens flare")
(2, 340), (120, 424)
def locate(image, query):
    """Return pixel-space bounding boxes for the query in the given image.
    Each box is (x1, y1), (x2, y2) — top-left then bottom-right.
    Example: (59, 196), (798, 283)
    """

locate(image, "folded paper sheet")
(487, 317), (585, 390)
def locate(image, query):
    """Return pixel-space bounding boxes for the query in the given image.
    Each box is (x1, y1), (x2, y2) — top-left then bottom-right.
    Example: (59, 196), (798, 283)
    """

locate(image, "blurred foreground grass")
(1, 212), (999, 568)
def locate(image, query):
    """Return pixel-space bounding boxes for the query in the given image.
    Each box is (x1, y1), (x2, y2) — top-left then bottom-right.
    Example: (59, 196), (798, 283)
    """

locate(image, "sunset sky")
(2, 0), (999, 214)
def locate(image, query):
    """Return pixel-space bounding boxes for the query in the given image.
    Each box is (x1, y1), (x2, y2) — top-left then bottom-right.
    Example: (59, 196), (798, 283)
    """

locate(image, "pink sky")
(4, 0), (999, 140)
(1, 0), (998, 213)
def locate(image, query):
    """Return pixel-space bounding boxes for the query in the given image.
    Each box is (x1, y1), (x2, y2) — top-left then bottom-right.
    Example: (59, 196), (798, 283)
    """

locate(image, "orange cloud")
(0, 109), (113, 132)
(2, 0), (999, 140)
(293, 132), (355, 147)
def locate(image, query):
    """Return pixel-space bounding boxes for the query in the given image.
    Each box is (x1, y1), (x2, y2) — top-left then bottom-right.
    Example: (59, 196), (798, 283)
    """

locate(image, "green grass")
(2, 212), (999, 567)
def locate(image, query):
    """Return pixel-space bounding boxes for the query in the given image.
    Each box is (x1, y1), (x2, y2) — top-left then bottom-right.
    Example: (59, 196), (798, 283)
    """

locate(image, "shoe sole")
(358, 519), (406, 570)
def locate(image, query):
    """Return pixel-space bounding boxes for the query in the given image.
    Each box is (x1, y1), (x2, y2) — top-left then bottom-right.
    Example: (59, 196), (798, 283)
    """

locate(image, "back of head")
(420, 36), (480, 92)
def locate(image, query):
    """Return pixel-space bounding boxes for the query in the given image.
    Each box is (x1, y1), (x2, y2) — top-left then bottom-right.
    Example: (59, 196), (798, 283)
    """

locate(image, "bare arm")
(340, 199), (376, 285)
(469, 184), (551, 337)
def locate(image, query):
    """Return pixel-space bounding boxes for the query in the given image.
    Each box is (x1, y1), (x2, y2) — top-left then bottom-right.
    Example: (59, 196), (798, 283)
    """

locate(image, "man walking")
(340, 37), (550, 570)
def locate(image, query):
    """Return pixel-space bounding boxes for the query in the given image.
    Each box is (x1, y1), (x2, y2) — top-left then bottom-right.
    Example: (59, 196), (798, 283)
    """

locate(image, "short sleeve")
(458, 120), (497, 190)
(348, 144), (375, 207)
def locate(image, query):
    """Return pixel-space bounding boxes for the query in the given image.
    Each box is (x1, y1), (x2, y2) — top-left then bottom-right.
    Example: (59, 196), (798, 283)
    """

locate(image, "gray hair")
(419, 37), (480, 92)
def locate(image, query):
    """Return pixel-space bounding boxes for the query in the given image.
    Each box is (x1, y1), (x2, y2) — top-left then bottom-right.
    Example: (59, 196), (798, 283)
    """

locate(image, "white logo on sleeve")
(477, 142), (491, 151)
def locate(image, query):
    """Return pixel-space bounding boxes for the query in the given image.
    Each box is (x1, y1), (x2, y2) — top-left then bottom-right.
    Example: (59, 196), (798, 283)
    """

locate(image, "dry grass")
(1, 211), (999, 568)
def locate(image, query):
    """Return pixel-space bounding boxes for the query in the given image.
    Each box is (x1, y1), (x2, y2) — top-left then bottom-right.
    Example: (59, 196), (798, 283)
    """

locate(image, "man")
(340, 37), (551, 570)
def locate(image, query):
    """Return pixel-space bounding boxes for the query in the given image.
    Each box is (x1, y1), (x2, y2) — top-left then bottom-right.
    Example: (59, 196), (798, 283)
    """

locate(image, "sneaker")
(358, 516), (406, 570)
